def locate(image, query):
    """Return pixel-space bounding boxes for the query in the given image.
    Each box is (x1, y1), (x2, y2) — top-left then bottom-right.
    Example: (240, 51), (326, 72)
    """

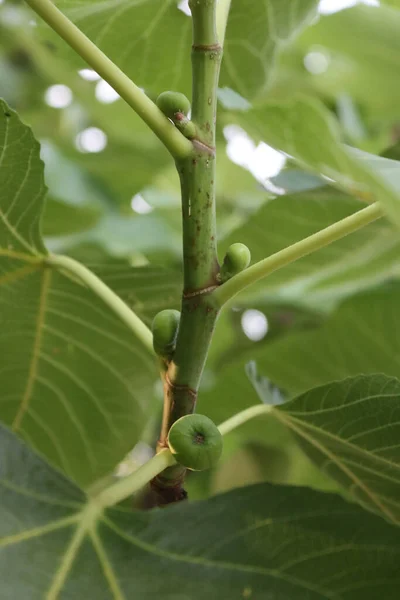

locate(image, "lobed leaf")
(0, 101), (46, 257)
(1, 422), (399, 599)
(0, 101), (157, 488)
(274, 375), (400, 524)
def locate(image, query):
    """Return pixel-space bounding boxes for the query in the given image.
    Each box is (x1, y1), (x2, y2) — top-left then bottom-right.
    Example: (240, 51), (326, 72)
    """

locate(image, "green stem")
(212, 202), (385, 307)
(152, 0), (222, 504)
(45, 254), (153, 355)
(93, 449), (175, 509)
(24, 0), (192, 160)
(91, 405), (273, 509)
(175, 0), (222, 294)
(218, 404), (272, 436)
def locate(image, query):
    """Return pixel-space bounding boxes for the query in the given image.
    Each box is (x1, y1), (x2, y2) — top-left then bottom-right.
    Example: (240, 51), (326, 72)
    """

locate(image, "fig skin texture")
(152, 309), (180, 358)
(220, 243), (251, 282)
(156, 91), (191, 119)
(167, 414), (223, 471)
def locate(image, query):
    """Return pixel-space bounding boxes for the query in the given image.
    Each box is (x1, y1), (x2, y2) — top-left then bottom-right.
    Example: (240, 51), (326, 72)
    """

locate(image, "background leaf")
(0, 101), (159, 488)
(42, 196), (101, 237)
(296, 5), (400, 119)
(220, 0), (318, 98)
(44, 0), (319, 100)
(272, 375), (400, 524)
(247, 286), (400, 396)
(1, 423), (400, 599)
(50, 0), (193, 95)
(234, 97), (400, 229)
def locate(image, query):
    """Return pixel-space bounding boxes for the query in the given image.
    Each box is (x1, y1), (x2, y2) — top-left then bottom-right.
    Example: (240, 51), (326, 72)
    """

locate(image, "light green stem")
(24, 0), (192, 159)
(218, 404), (272, 436)
(216, 0), (232, 45)
(212, 202), (385, 307)
(94, 449), (175, 508)
(46, 254), (153, 355)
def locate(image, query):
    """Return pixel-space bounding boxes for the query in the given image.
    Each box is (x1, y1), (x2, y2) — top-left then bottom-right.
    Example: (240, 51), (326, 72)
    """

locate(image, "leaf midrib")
(12, 268), (51, 432)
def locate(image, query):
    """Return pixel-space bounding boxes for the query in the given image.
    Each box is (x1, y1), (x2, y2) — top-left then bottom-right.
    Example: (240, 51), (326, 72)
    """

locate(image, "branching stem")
(218, 405), (272, 436)
(92, 405), (273, 509)
(24, 0), (192, 159)
(212, 202), (385, 307)
(46, 255), (153, 355)
(94, 450), (175, 509)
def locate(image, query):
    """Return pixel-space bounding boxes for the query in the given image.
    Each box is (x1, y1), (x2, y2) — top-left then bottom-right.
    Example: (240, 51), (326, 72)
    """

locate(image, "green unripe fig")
(152, 309), (180, 358)
(156, 91), (191, 119)
(220, 242), (251, 282)
(168, 414), (223, 471)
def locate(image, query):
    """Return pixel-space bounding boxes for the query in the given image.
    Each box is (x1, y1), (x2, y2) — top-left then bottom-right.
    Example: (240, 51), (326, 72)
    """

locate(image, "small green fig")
(152, 309), (180, 358)
(156, 91), (191, 119)
(174, 113), (197, 139)
(167, 414), (223, 471)
(220, 242), (251, 282)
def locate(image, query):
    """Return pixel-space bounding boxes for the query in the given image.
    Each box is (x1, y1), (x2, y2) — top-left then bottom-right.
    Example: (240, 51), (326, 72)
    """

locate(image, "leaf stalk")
(24, 0), (192, 159)
(45, 255), (154, 355)
(212, 202), (385, 307)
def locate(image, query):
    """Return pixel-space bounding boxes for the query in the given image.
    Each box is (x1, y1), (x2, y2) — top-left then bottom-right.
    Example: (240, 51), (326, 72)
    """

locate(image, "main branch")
(25, 0), (192, 159)
(150, 0), (222, 505)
